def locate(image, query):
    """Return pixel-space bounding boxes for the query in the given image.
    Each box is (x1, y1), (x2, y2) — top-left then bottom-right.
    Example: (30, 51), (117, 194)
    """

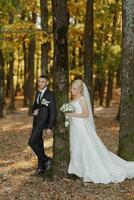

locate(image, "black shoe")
(34, 168), (46, 175)
(44, 158), (52, 172)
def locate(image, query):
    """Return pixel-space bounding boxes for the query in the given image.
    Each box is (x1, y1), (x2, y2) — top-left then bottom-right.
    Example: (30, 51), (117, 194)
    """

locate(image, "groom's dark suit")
(28, 88), (57, 169)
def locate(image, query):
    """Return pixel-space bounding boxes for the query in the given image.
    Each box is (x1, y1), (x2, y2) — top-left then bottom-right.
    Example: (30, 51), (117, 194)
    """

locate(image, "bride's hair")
(72, 79), (83, 94)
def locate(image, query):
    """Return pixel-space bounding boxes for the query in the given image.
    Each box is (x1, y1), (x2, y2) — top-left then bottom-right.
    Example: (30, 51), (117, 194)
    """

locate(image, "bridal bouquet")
(60, 103), (75, 127)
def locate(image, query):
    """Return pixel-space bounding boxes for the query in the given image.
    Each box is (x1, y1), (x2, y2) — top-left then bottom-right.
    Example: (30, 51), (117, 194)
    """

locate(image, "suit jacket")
(32, 88), (57, 130)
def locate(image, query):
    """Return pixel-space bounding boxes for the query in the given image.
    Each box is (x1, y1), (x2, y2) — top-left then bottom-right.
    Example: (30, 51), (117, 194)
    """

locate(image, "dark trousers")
(28, 118), (49, 168)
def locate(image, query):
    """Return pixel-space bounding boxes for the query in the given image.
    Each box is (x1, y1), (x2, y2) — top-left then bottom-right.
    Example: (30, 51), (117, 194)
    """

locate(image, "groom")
(28, 75), (57, 175)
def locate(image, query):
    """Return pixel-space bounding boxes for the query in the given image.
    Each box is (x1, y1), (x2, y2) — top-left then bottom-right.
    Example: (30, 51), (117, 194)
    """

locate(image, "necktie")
(38, 91), (42, 104)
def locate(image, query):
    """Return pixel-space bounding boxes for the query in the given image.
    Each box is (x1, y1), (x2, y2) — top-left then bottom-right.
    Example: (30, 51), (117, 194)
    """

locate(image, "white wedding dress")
(68, 83), (134, 184)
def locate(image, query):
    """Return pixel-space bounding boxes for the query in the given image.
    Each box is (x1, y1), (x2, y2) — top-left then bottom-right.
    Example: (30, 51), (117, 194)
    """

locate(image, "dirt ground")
(0, 98), (134, 200)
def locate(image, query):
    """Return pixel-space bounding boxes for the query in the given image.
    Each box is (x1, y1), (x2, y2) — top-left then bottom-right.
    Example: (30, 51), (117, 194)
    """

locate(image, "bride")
(66, 79), (134, 184)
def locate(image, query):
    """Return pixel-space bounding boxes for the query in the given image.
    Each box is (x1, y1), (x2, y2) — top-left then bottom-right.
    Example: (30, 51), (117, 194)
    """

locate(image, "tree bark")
(118, 0), (134, 160)
(51, 0), (69, 177)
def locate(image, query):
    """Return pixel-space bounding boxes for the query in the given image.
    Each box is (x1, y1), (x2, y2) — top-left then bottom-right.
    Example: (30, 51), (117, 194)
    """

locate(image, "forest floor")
(0, 96), (134, 200)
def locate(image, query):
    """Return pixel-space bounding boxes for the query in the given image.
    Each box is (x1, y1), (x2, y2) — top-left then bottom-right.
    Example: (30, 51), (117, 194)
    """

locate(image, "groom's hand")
(46, 129), (52, 134)
(33, 109), (39, 116)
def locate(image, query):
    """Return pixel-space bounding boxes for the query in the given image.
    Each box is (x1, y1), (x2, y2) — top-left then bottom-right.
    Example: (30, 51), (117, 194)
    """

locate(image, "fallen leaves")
(0, 102), (134, 200)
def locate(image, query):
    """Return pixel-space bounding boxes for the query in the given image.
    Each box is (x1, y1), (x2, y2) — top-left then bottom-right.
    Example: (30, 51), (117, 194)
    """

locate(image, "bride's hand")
(65, 113), (72, 117)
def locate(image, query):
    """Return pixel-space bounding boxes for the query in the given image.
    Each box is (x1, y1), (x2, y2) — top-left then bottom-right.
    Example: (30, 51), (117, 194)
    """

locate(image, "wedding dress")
(68, 82), (134, 184)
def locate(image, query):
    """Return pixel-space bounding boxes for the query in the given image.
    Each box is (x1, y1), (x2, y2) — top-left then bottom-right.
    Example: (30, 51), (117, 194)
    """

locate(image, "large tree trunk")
(84, 0), (94, 108)
(40, 0), (49, 74)
(0, 50), (4, 117)
(118, 0), (134, 160)
(51, 0), (69, 177)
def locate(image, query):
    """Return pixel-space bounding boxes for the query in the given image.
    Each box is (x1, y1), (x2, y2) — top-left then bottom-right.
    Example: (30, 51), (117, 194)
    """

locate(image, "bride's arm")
(66, 99), (89, 118)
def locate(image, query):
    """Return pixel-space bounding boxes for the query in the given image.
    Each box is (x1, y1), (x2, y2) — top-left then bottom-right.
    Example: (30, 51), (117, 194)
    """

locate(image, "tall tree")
(118, 0), (134, 160)
(8, 13), (15, 111)
(51, 0), (69, 177)
(27, 12), (36, 115)
(23, 37), (29, 107)
(84, 0), (94, 107)
(8, 52), (15, 110)
(40, 0), (49, 74)
(105, 0), (119, 107)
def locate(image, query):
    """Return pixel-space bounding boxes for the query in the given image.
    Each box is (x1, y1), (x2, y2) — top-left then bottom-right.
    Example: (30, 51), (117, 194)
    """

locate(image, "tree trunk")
(99, 77), (106, 107)
(40, 0), (49, 74)
(78, 38), (83, 68)
(15, 53), (21, 96)
(27, 12), (36, 115)
(118, 0), (134, 160)
(0, 50), (4, 117)
(8, 13), (15, 111)
(23, 39), (28, 107)
(27, 38), (35, 115)
(84, 0), (94, 108)
(116, 65), (121, 88)
(116, 99), (121, 121)
(106, 0), (118, 107)
(51, 0), (69, 177)
(35, 53), (40, 90)
(70, 46), (76, 70)
(6, 70), (10, 98)
(8, 53), (15, 111)
(105, 70), (114, 107)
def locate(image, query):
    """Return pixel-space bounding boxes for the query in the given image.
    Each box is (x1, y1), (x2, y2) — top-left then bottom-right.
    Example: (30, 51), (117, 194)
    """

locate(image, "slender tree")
(8, 52), (15, 111)
(118, 0), (134, 160)
(27, 12), (36, 115)
(84, 0), (94, 107)
(23, 38), (29, 107)
(105, 0), (119, 107)
(40, 0), (49, 74)
(8, 13), (15, 111)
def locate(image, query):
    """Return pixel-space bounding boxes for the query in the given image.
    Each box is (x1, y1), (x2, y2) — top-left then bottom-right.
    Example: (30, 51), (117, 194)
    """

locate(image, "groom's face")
(38, 78), (48, 90)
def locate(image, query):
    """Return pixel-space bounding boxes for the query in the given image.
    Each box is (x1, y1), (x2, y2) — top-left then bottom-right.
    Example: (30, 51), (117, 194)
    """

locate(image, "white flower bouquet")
(60, 103), (75, 127)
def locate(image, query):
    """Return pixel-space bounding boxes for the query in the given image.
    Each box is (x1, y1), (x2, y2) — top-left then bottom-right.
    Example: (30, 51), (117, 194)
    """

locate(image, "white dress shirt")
(37, 87), (47, 104)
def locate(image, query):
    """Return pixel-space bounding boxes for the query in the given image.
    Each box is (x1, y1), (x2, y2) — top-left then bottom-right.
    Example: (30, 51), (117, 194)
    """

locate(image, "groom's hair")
(40, 75), (49, 80)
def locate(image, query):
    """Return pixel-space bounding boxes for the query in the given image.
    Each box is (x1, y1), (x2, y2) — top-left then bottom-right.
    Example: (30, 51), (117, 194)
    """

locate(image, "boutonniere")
(41, 98), (50, 106)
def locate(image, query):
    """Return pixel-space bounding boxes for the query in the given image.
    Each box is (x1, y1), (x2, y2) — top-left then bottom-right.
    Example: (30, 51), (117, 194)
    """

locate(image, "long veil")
(83, 82), (96, 131)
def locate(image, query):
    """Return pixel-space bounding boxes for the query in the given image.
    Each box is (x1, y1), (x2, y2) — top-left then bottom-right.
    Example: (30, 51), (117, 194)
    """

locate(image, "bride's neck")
(72, 94), (82, 100)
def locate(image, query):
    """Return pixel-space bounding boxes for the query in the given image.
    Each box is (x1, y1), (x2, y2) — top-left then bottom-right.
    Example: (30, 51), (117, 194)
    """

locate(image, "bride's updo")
(72, 79), (83, 94)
